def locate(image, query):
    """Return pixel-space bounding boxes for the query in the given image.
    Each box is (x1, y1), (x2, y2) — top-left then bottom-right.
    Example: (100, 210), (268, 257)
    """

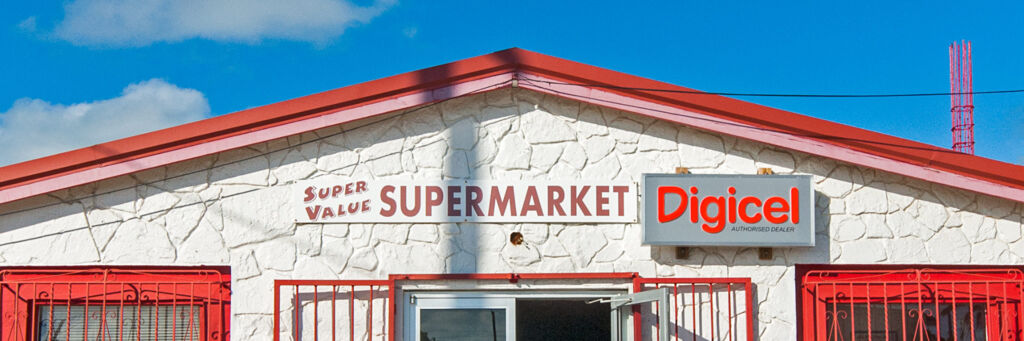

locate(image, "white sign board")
(296, 179), (638, 223)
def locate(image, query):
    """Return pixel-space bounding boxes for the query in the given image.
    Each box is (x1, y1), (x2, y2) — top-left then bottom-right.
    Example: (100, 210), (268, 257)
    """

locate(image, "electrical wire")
(519, 76), (1024, 98)
(0, 79), (512, 226)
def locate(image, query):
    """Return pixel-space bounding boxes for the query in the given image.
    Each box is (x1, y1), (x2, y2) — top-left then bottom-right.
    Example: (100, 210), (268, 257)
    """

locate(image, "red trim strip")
(1, 48), (1022, 206)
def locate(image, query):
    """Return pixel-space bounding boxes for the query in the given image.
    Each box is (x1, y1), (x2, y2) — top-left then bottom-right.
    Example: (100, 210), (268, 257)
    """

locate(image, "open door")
(605, 288), (670, 341)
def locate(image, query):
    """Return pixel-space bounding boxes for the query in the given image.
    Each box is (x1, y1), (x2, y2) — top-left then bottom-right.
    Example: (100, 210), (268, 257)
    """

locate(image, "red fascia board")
(0, 49), (523, 190)
(510, 50), (1024, 190)
(1, 48), (1023, 200)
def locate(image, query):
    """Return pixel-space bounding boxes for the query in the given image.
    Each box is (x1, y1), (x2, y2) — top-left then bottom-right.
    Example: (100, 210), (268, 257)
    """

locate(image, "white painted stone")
(349, 248), (378, 271)
(618, 153), (657, 182)
(637, 122), (677, 151)
(408, 224), (439, 243)
(520, 224), (548, 244)
(369, 153), (403, 176)
(295, 224), (323, 256)
(102, 219), (175, 263)
(520, 110), (576, 143)
(961, 212), (995, 242)
(400, 106), (445, 144)
(976, 195), (1015, 218)
(538, 257), (575, 272)
(608, 117), (642, 143)
(529, 144), (563, 171)
(613, 141), (637, 154)
(907, 196), (949, 231)
(233, 250), (261, 280)
(582, 136), (615, 162)
(846, 186), (888, 214)
(594, 241), (624, 262)
(926, 228), (971, 264)
(178, 221), (229, 263)
(541, 240), (570, 257)
(473, 134), (498, 166)
(833, 215), (865, 242)
(756, 149), (796, 173)
(931, 184), (974, 210)
(885, 210), (929, 238)
(447, 118), (479, 151)
(677, 128), (726, 168)
(360, 125), (407, 160)
(838, 239), (887, 263)
(294, 257), (338, 279)
(412, 140), (447, 169)
(995, 217), (1022, 243)
(493, 134), (531, 170)
(817, 170), (854, 198)
(271, 149), (319, 184)
(884, 183), (919, 211)
(557, 227), (607, 268)
(374, 224), (410, 244)
(546, 162), (580, 180)
(443, 151), (471, 178)
(828, 198), (846, 215)
(575, 106), (608, 138)
(720, 153), (757, 174)
(161, 202), (204, 245)
(321, 235), (354, 272)
(861, 214), (892, 238)
(581, 155), (620, 180)
(255, 239), (297, 271)
(219, 186), (294, 247)
(971, 239), (1009, 263)
(501, 244), (541, 266)
(889, 238), (929, 262)
(232, 275), (277, 315)
(560, 142), (587, 170)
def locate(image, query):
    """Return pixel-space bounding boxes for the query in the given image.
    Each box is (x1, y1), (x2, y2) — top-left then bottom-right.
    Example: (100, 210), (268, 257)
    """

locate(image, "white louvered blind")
(36, 305), (202, 341)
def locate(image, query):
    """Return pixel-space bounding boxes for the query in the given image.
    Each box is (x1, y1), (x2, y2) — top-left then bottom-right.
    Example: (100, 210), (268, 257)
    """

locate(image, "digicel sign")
(643, 174), (814, 247)
(295, 180), (638, 223)
(657, 186), (801, 233)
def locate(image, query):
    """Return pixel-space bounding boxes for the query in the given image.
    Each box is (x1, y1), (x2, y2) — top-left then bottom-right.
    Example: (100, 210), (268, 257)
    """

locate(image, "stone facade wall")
(0, 88), (1021, 340)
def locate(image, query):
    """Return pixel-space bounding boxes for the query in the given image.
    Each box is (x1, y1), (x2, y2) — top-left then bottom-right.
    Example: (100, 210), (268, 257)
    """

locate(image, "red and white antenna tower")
(950, 40), (974, 154)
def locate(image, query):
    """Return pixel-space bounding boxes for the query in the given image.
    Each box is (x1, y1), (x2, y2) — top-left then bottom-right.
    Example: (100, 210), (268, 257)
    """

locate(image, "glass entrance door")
(405, 292), (619, 341)
(407, 295), (515, 341)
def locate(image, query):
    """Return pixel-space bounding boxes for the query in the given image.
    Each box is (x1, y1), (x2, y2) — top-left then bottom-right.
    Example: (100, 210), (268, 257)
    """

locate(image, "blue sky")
(1, 1), (1022, 166)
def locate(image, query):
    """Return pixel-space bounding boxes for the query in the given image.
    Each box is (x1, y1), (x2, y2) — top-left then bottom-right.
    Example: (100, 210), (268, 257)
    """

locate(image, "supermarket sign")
(296, 179), (637, 223)
(642, 174), (815, 247)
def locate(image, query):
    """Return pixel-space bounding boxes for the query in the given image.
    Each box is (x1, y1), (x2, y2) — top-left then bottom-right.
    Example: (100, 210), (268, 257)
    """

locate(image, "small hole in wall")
(510, 232), (524, 246)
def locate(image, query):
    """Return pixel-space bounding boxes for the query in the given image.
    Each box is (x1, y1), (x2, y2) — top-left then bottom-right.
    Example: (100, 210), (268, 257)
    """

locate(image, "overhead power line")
(519, 76), (1024, 98)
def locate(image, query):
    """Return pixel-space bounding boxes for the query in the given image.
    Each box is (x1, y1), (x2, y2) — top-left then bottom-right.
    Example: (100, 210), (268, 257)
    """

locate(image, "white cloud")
(52, 0), (395, 46)
(0, 79), (209, 166)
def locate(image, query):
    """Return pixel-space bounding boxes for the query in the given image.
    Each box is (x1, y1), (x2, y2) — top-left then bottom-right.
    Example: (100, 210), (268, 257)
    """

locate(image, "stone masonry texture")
(0, 88), (1021, 340)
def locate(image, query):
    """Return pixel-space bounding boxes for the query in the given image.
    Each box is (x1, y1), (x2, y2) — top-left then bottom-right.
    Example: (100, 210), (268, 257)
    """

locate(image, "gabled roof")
(1, 48), (1023, 205)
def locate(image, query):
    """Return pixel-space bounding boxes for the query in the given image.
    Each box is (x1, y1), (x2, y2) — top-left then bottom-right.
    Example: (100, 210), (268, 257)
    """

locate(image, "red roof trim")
(1, 48), (1023, 204)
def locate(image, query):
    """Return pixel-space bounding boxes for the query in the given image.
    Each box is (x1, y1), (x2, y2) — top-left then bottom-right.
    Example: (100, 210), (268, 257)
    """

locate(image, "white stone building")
(1, 48), (1022, 341)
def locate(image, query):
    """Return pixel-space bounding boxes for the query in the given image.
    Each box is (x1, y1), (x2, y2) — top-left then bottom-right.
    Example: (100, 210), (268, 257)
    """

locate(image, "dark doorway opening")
(516, 299), (610, 341)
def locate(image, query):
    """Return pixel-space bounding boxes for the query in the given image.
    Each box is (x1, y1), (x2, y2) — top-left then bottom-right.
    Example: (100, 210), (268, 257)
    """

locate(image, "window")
(1, 267), (230, 341)
(799, 267), (1024, 341)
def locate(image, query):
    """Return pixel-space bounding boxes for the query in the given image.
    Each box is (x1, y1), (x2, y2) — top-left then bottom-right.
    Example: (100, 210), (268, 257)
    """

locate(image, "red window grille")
(799, 266), (1024, 341)
(273, 273), (754, 341)
(0, 266), (231, 341)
